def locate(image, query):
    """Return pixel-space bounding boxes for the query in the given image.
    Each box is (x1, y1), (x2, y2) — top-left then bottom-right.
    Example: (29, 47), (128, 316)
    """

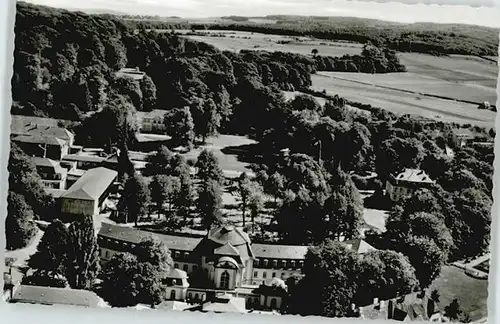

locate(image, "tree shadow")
(220, 143), (263, 166)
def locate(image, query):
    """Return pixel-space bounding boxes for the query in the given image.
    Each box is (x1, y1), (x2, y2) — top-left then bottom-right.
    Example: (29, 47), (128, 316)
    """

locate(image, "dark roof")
(12, 134), (67, 146)
(208, 226), (251, 247)
(98, 223), (202, 251)
(252, 243), (309, 260)
(11, 285), (102, 307)
(62, 167), (117, 201)
(10, 115), (73, 141)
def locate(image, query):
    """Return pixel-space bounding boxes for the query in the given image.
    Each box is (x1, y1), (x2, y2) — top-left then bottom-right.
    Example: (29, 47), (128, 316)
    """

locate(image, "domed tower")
(191, 226), (255, 290)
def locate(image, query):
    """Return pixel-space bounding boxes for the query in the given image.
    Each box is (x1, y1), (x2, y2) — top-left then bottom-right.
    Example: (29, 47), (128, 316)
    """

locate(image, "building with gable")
(385, 168), (436, 202)
(32, 157), (68, 190)
(60, 167), (118, 217)
(97, 223), (376, 312)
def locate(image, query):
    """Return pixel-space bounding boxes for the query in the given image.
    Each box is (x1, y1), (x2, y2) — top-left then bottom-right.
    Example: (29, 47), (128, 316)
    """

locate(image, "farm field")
(311, 73), (496, 128)
(318, 71), (497, 104)
(399, 53), (498, 92)
(178, 30), (498, 127)
(178, 29), (363, 56)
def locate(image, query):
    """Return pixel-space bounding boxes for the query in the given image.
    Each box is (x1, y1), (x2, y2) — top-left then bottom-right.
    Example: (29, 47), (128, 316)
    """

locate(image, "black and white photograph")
(2, 0), (498, 323)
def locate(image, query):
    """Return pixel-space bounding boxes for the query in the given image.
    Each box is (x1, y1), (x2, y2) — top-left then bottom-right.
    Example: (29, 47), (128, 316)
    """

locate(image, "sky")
(22, 0), (500, 28)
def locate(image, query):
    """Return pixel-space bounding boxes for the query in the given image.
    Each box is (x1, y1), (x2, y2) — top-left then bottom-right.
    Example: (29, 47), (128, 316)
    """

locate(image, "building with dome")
(97, 223), (376, 312)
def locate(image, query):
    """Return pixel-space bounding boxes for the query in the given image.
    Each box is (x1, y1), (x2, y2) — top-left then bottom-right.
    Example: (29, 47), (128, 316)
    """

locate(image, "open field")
(429, 266), (489, 321)
(177, 29), (497, 127)
(319, 71), (497, 105)
(181, 134), (257, 178)
(177, 29), (363, 56)
(311, 73), (496, 128)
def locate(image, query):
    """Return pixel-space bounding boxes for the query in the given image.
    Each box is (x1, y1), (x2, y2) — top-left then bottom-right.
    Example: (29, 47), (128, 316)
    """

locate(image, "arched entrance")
(220, 270), (230, 290)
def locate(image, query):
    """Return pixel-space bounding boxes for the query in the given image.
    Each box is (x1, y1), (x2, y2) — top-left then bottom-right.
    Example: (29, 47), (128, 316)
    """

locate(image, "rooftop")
(10, 115), (73, 141)
(12, 134), (67, 146)
(252, 243), (309, 260)
(342, 239), (377, 254)
(392, 168), (435, 184)
(11, 285), (104, 308)
(115, 67), (145, 80)
(98, 223), (203, 251)
(63, 154), (106, 163)
(61, 167), (117, 201)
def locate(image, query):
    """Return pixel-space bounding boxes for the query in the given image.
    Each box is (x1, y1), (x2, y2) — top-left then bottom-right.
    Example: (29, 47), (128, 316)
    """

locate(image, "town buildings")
(97, 223), (376, 312)
(385, 168), (435, 202)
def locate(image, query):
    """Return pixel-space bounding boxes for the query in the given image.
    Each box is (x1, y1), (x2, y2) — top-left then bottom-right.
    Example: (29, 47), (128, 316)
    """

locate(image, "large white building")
(385, 168), (435, 202)
(97, 223), (376, 311)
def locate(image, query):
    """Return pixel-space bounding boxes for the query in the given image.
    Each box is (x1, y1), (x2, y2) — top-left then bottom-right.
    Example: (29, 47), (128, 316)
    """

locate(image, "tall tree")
(356, 250), (418, 305)
(139, 74), (157, 111)
(144, 146), (174, 176)
(100, 253), (142, 307)
(64, 217), (100, 289)
(197, 179), (223, 230)
(28, 219), (69, 279)
(149, 174), (180, 217)
(195, 149), (224, 185)
(236, 172), (252, 227)
(164, 106), (195, 149)
(5, 192), (37, 250)
(119, 173), (151, 225)
(292, 240), (360, 318)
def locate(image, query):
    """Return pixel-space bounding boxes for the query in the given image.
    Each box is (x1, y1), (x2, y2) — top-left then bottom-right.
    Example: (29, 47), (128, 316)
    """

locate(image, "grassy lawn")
(181, 134), (258, 177)
(429, 266), (489, 321)
(362, 208), (388, 232)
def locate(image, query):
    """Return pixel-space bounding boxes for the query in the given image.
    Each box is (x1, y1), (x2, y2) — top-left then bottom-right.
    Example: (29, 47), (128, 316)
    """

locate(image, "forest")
(7, 2), (494, 319)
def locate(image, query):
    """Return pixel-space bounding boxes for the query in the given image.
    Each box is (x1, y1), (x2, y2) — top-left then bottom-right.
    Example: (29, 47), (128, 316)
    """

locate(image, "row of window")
(98, 237), (137, 251)
(172, 250), (190, 261)
(253, 259), (304, 269)
(253, 270), (294, 280)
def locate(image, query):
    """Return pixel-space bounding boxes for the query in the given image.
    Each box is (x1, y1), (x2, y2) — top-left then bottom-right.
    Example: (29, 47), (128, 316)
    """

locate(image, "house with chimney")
(10, 115), (76, 160)
(385, 168), (436, 202)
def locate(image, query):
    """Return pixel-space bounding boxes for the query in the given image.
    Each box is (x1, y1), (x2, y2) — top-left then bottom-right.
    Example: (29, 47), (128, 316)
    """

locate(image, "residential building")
(32, 157), (68, 190)
(359, 293), (442, 322)
(9, 285), (108, 308)
(11, 116), (75, 160)
(97, 224), (375, 312)
(115, 67), (146, 80)
(60, 167), (118, 217)
(385, 168), (435, 202)
(136, 109), (168, 133)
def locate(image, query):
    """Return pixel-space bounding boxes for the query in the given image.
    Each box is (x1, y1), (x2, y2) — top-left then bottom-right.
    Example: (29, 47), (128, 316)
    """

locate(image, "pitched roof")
(98, 223), (203, 251)
(342, 239), (377, 254)
(62, 167), (117, 201)
(208, 226), (251, 247)
(393, 168), (435, 184)
(214, 243), (241, 257)
(10, 115), (73, 141)
(252, 243), (309, 260)
(12, 134), (67, 146)
(11, 285), (102, 307)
